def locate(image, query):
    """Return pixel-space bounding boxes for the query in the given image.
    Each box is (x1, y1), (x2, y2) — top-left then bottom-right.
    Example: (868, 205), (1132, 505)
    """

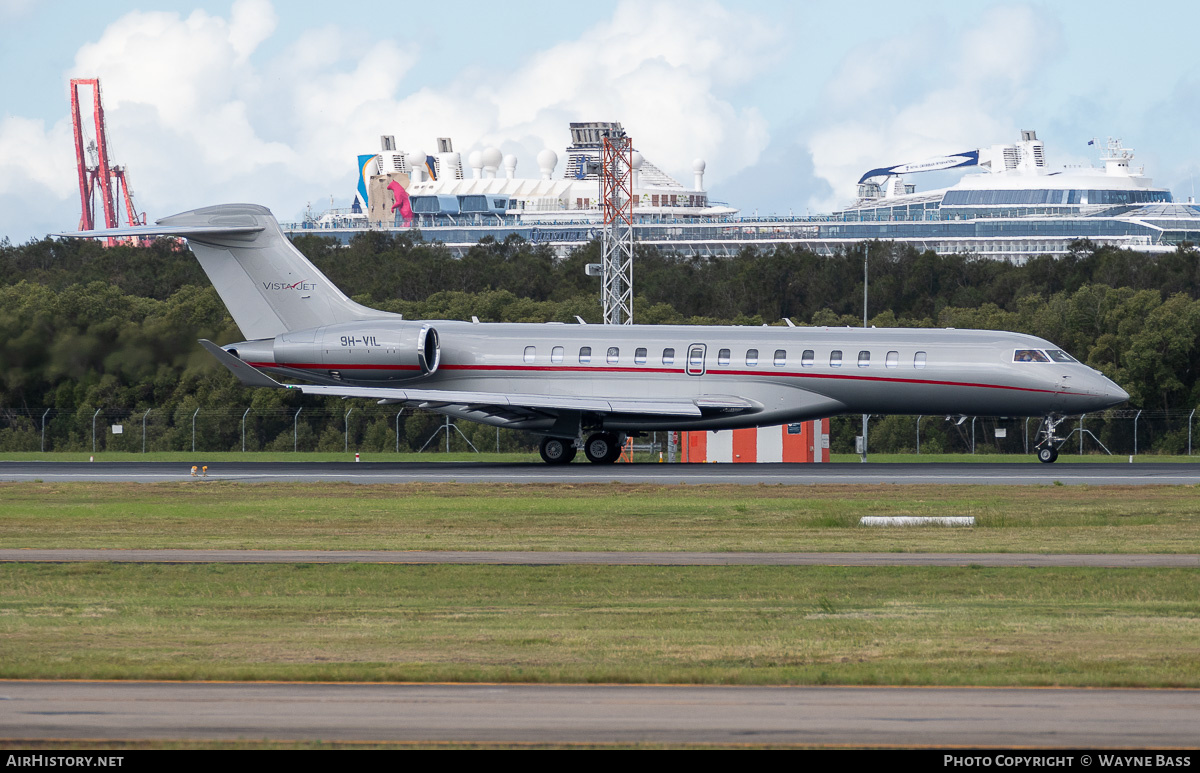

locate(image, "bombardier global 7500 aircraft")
(62, 204), (1129, 464)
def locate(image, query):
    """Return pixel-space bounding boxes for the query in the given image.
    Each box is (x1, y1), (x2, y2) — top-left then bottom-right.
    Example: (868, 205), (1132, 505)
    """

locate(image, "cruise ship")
(285, 126), (1200, 261)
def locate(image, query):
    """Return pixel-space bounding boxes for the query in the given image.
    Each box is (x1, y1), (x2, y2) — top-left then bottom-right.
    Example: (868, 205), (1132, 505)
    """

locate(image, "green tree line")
(1, 233), (1198, 454)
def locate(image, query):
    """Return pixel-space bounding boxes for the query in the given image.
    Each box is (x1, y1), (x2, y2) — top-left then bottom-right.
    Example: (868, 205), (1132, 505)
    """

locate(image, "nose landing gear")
(1037, 446), (1059, 463)
(1034, 415), (1067, 463)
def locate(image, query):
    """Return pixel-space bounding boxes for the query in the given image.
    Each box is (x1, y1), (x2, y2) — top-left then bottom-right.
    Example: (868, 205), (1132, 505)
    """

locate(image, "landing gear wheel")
(1037, 447), (1059, 464)
(1034, 415), (1066, 464)
(584, 432), (622, 464)
(539, 437), (576, 464)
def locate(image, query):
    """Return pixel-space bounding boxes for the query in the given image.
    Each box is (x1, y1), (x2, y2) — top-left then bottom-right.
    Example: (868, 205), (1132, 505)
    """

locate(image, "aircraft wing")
(286, 383), (712, 416)
(200, 340), (755, 417)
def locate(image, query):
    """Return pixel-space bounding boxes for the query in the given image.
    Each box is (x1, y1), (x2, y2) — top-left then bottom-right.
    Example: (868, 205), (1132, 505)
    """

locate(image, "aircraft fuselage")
(237, 320), (1128, 434)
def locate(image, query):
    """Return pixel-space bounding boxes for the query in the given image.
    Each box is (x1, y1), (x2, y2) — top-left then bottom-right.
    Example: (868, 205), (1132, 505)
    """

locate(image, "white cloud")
(0, 0), (781, 241)
(228, 0), (277, 63)
(271, 0), (778, 189)
(474, 0), (777, 183)
(805, 4), (1061, 212)
(0, 116), (75, 198)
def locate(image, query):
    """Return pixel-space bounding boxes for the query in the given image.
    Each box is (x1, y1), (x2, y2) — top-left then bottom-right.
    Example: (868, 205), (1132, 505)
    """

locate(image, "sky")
(2, 0), (1199, 242)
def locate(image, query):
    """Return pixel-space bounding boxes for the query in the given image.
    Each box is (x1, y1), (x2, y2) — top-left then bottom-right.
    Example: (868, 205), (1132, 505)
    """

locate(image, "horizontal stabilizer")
(199, 340), (284, 389)
(61, 204), (395, 340)
(55, 224), (263, 240)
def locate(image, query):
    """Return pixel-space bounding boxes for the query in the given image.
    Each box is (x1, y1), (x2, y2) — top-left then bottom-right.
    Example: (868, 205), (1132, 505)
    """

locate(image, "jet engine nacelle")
(227, 320), (440, 381)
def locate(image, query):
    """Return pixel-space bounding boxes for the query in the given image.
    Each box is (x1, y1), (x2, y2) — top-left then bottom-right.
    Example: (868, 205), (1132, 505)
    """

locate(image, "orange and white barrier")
(680, 420), (829, 463)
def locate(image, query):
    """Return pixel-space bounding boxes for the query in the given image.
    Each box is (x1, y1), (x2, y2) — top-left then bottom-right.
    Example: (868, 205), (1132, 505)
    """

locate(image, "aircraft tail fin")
(60, 204), (395, 339)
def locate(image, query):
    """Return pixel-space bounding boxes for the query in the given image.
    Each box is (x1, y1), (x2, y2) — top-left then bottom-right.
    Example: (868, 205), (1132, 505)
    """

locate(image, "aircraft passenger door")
(686, 344), (707, 376)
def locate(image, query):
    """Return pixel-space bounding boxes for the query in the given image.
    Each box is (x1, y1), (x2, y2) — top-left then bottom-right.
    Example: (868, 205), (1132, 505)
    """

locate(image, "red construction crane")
(70, 78), (146, 244)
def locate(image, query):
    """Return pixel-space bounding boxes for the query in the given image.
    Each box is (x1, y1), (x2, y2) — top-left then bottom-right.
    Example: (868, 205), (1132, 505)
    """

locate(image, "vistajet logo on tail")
(262, 280), (317, 291)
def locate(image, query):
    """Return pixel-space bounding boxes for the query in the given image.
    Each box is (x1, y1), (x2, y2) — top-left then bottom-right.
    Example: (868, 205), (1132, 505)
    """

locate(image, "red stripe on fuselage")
(250, 361), (1077, 395)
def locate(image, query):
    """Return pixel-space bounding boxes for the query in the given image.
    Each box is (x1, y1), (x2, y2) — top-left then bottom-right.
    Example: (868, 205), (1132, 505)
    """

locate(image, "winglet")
(199, 339), (284, 388)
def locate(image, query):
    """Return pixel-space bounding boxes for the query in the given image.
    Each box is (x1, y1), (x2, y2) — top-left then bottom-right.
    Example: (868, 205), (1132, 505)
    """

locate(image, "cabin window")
(858, 351), (870, 368)
(801, 350), (814, 367)
(579, 346), (591, 364)
(607, 347), (619, 364)
(830, 350), (843, 367)
(634, 347), (647, 364)
(662, 348), (675, 365)
(551, 346), (564, 364)
(746, 349), (759, 366)
(523, 346), (536, 364)
(1013, 349), (1050, 363)
(717, 348), (730, 366)
(689, 347), (705, 367)
(886, 351), (899, 369)
(774, 349), (787, 367)
(914, 351), (927, 369)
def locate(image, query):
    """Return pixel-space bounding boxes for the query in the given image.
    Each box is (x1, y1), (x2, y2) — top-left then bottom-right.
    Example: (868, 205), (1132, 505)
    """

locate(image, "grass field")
(1, 480), (1196, 694)
(2, 563), (1196, 687)
(2, 481), (1200, 553)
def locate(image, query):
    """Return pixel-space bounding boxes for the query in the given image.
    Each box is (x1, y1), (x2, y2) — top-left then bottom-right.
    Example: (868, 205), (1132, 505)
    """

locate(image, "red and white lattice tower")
(599, 129), (634, 325)
(70, 78), (146, 244)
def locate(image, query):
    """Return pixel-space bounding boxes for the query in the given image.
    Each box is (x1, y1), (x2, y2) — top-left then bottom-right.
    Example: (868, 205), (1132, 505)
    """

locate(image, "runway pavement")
(4, 460), (1200, 484)
(1, 681), (1196, 746)
(1, 549), (1196, 567)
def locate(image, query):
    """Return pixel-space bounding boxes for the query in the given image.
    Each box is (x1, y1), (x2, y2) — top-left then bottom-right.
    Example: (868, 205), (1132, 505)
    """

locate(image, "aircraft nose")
(1107, 381), (1130, 405)
(1090, 374), (1129, 409)
(1057, 371), (1128, 411)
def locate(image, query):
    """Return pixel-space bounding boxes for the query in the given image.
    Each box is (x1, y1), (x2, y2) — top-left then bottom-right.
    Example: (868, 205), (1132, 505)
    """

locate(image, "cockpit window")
(1014, 349), (1051, 363)
(1045, 349), (1077, 363)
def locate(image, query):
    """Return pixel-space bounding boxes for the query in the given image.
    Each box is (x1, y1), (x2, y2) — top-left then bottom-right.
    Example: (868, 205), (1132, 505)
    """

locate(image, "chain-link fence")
(0, 405), (541, 454)
(831, 409), (1200, 457)
(3, 406), (1198, 457)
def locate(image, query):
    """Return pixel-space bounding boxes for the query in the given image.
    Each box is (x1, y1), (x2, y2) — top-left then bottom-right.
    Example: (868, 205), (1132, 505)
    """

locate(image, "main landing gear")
(1034, 415), (1067, 463)
(583, 432), (624, 464)
(538, 432), (625, 464)
(538, 436), (577, 464)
